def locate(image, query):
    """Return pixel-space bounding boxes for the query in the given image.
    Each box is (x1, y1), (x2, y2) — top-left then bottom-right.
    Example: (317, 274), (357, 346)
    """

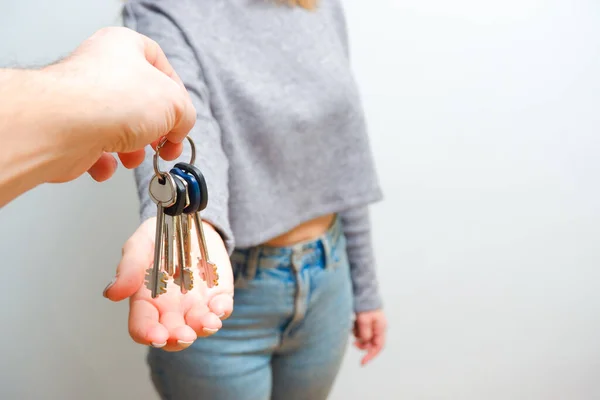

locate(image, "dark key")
(162, 172), (187, 276)
(163, 173), (187, 216)
(174, 162), (208, 211)
(174, 163), (218, 287)
(170, 167), (201, 214)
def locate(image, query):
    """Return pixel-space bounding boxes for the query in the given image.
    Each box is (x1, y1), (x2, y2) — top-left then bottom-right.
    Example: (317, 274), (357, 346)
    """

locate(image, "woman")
(104, 0), (387, 398)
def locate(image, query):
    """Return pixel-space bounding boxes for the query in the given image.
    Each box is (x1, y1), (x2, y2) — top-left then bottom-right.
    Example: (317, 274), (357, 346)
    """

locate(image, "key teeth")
(210, 261), (219, 287)
(200, 260), (219, 288)
(174, 268), (194, 291)
(145, 268), (168, 294)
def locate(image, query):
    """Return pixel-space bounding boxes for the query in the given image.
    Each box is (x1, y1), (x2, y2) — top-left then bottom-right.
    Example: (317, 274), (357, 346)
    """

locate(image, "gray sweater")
(123, 0), (384, 312)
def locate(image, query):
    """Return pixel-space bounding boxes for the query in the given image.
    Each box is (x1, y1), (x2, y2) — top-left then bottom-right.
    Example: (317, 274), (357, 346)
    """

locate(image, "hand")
(42, 27), (196, 183)
(353, 309), (387, 366)
(103, 217), (234, 351)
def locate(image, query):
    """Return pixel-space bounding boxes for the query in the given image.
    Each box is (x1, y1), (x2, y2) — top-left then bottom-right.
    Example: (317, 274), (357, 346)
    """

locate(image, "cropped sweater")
(123, 0), (384, 312)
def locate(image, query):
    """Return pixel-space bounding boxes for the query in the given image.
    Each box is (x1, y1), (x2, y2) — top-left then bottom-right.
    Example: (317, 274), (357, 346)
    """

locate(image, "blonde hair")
(121, 0), (318, 11)
(281, 0), (318, 10)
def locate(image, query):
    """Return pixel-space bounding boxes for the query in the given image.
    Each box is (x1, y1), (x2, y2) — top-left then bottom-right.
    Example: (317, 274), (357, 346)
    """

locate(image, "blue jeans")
(147, 217), (354, 400)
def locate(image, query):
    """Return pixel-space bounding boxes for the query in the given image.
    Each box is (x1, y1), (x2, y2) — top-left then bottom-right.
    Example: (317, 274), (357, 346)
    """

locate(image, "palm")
(106, 217), (234, 352)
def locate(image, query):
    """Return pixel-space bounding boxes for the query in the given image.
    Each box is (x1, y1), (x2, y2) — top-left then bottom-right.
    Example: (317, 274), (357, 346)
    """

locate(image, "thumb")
(103, 219), (155, 301)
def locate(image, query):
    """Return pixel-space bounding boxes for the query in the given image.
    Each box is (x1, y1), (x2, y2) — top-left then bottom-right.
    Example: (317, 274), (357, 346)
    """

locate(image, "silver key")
(193, 212), (219, 288)
(182, 214), (193, 272)
(174, 214), (194, 292)
(163, 215), (176, 276)
(146, 174), (177, 298)
(167, 174), (193, 292)
(162, 175), (191, 277)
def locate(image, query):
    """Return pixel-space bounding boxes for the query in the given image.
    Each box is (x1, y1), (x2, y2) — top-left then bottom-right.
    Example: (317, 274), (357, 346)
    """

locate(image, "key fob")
(174, 162), (208, 211)
(170, 167), (201, 214)
(163, 172), (187, 216)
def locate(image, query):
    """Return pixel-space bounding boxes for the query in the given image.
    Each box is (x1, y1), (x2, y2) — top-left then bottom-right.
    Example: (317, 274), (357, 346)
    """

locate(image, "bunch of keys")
(145, 136), (219, 298)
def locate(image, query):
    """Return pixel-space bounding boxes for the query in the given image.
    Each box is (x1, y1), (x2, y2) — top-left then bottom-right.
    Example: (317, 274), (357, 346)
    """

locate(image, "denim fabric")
(147, 218), (354, 400)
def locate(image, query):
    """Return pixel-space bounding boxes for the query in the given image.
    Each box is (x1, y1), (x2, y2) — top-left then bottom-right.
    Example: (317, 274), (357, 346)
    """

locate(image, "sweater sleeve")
(328, 4), (383, 312)
(339, 206), (383, 313)
(122, 2), (234, 253)
(340, 206), (383, 312)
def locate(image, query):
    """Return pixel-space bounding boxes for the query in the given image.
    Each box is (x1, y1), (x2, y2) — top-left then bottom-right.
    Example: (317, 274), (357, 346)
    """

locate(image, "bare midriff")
(264, 213), (336, 247)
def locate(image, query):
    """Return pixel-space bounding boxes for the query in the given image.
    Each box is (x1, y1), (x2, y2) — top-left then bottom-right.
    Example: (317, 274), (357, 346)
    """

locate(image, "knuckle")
(93, 26), (111, 37)
(93, 26), (118, 40)
(95, 26), (129, 39)
(111, 129), (136, 153)
(168, 85), (188, 117)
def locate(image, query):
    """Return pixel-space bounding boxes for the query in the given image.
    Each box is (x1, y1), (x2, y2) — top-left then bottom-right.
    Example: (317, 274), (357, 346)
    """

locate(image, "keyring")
(153, 136), (196, 178)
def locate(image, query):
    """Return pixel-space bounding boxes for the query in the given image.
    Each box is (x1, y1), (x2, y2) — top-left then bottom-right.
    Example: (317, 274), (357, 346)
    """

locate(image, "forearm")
(0, 69), (67, 207)
(125, 2), (235, 253)
(339, 205), (383, 313)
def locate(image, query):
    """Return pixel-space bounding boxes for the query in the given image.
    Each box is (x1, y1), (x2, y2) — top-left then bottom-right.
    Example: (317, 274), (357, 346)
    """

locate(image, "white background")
(1, 0), (599, 399)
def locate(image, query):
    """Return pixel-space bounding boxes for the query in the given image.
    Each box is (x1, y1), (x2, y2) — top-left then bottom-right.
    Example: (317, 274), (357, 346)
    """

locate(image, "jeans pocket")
(147, 351), (173, 400)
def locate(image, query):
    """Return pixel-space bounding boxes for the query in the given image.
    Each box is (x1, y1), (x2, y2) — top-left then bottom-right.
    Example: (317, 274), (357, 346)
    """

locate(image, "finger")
(363, 316), (386, 363)
(117, 149), (146, 169)
(140, 34), (184, 89)
(161, 141), (184, 161)
(185, 304), (223, 337)
(363, 323), (386, 365)
(165, 93), (196, 144)
(360, 331), (385, 366)
(140, 35), (196, 143)
(150, 139), (183, 161)
(361, 342), (382, 366)
(87, 152), (117, 182)
(353, 340), (370, 351)
(104, 220), (154, 301)
(128, 299), (169, 347)
(208, 293), (234, 320)
(356, 318), (373, 344)
(159, 311), (198, 351)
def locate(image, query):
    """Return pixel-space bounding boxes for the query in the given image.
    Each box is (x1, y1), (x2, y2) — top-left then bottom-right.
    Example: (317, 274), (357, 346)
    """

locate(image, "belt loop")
(322, 234), (333, 269)
(330, 214), (342, 245)
(245, 247), (260, 281)
(324, 215), (342, 269)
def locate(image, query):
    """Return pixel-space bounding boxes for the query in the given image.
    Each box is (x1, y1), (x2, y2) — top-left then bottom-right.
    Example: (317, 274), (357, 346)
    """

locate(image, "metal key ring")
(153, 136), (196, 178)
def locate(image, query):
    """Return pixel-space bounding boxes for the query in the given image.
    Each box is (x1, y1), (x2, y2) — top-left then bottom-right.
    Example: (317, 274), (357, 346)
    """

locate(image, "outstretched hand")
(103, 217), (234, 352)
(45, 27), (197, 183)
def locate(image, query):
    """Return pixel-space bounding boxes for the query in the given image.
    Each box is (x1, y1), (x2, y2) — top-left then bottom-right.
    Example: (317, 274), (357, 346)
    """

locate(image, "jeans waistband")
(231, 215), (343, 275)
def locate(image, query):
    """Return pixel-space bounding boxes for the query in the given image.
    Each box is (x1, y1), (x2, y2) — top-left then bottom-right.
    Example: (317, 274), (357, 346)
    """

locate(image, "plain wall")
(1, 0), (599, 399)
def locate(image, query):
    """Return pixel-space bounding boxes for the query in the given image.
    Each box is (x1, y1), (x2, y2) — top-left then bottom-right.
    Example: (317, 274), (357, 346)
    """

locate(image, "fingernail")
(102, 277), (117, 298)
(177, 340), (194, 348)
(151, 342), (167, 348)
(203, 328), (219, 335)
(217, 312), (225, 319)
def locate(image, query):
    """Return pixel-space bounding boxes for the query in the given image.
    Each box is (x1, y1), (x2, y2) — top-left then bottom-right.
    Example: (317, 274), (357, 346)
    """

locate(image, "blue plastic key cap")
(174, 163), (208, 211)
(170, 167), (201, 214)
